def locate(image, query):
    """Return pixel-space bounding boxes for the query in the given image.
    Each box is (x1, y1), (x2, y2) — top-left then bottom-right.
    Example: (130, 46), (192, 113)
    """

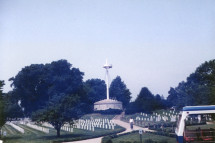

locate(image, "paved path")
(63, 113), (154, 143)
(112, 114), (154, 135)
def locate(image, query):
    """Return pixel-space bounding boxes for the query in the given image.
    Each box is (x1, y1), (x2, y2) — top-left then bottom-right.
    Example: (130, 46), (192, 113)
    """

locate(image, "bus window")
(184, 114), (215, 142)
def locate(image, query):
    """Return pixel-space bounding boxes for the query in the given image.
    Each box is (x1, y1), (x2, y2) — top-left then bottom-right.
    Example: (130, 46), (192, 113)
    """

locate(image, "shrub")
(106, 139), (113, 143)
(102, 136), (112, 143)
(95, 109), (122, 115)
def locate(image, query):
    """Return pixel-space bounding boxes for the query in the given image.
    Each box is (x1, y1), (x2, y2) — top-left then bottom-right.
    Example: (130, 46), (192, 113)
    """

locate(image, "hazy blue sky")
(0, 0), (215, 99)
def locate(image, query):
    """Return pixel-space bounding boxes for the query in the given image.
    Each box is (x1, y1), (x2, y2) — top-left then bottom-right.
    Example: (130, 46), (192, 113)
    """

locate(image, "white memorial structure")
(94, 60), (122, 111)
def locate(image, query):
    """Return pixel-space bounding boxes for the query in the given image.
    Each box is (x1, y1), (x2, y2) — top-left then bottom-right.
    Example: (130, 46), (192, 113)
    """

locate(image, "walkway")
(63, 113), (153, 143)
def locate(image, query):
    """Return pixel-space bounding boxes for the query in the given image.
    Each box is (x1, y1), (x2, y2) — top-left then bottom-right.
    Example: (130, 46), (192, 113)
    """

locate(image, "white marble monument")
(94, 60), (122, 111)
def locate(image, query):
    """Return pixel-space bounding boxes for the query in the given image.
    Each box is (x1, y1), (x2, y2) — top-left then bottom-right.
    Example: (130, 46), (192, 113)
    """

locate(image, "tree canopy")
(32, 93), (84, 137)
(9, 60), (85, 137)
(83, 79), (106, 112)
(134, 87), (155, 112)
(4, 91), (24, 120)
(109, 76), (131, 108)
(9, 60), (84, 116)
(126, 87), (166, 114)
(167, 59), (215, 109)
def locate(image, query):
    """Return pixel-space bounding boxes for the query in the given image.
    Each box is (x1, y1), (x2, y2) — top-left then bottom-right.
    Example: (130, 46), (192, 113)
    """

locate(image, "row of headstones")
(60, 125), (74, 132)
(140, 111), (179, 118)
(6, 122), (25, 133)
(77, 119), (115, 126)
(20, 121), (49, 134)
(42, 122), (94, 132)
(42, 122), (95, 132)
(78, 118), (114, 125)
(41, 118), (116, 133)
(41, 122), (74, 133)
(77, 122), (115, 130)
(135, 114), (178, 122)
(74, 119), (116, 131)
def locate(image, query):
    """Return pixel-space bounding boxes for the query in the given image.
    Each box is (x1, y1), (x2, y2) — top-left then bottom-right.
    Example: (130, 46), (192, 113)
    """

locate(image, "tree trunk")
(56, 127), (61, 137)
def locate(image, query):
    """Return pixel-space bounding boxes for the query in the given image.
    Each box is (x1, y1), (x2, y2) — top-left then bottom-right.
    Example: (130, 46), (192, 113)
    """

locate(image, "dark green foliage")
(32, 94), (84, 137)
(106, 139), (113, 143)
(167, 59), (215, 109)
(132, 87), (165, 113)
(134, 87), (154, 112)
(84, 79), (106, 112)
(9, 59), (85, 137)
(0, 80), (6, 138)
(126, 88), (166, 114)
(125, 101), (136, 114)
(9, 64), (47, 116)
(153, 94), (165, 110)
(102, 136), (112, 143)
(9, 59), (84, 116)
(166, 87), (178, 107)
(4, 91), (24, 120)
(109, 76), (131, 108)
(94, 109), (122, 115)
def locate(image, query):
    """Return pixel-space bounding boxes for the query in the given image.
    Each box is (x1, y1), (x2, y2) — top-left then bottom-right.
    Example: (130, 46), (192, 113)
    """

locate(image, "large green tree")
(9, 60), (85, 137)
(4, 91), (24, 120)
(0, 80), (6, 138)
(32, 60), (85, 137)
(167, 59), (215, 109)
(9, 64), (47, 115)
(9, 60), (84, 116)
(126, 87), (166, 114)
(109, 76), (131, 108)
(167, 87), (178, 107)
(153, 94), (164, 110)
(84, 79), (106, 112)
(32, 93), (84, 137)
(134, 87), (155, 112)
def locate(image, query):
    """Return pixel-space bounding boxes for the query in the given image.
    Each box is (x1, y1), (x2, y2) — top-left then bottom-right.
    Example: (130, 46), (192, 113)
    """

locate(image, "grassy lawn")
(110, 132), (176, 143)
(1, 124), (125, 143)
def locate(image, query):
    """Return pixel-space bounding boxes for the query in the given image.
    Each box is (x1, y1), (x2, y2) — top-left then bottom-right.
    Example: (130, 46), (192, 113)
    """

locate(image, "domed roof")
(94, 99), (122, 105)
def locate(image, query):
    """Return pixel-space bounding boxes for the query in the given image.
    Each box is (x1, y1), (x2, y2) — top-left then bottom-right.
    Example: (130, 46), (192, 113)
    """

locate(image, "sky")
(0, 0), (215, 100)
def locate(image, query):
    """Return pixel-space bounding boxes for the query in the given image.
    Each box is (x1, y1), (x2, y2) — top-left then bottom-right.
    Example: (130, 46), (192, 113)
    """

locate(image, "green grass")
(1, 124), (125, 143)
(0, 114), (125, 143)
(110, 132), (176, 143)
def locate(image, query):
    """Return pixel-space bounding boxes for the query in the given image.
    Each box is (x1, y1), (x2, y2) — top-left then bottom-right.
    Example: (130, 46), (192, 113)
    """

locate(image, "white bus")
(175, 105), (215, 143)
